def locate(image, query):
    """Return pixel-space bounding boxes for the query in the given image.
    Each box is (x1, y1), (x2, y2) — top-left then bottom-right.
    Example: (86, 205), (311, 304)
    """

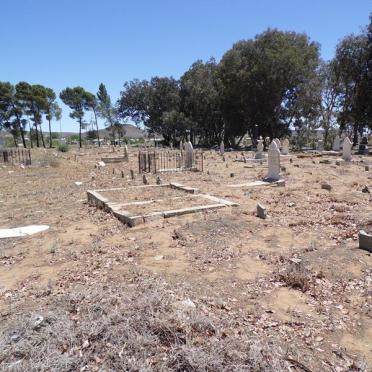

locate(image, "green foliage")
(57, 143), (69, 152)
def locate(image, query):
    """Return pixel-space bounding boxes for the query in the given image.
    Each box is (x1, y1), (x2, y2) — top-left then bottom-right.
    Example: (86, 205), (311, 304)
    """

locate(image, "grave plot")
(87, 183), (237, 226)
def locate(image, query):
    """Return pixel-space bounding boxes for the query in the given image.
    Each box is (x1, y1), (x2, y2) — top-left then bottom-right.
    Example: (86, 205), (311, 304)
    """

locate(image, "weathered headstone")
(130, 169), (135, 180)
(123, 145), (129, 160)
(358, 137), (369, 155)
(316, 139), (324, 151)
(342, 137), (352, 162)
(184, 141), (194, 169)
(143, 174), (148, 185)
(359, 230), (372, 252)
(255, 139), (265, 159)
(156, 176), (162, 185)
(281, 138), (290, 155)
(220, 141), (225, 155)
(273, 138), (281, 150)
(266, 141), (281, 181)
(332, 136), (340, 151)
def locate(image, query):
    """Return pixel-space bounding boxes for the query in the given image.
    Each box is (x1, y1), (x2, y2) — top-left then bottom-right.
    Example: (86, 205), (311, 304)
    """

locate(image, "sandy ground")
(0, 146), (371, 370)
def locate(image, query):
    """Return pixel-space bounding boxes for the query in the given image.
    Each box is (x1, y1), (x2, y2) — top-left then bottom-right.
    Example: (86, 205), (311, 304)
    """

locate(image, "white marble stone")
(342, 137), (352, 161)
(185, 141), (194, 168)
(254, 139), (265, 159)
(332, 136), (340, 151)
(281, 138), (290, 155)
(266, 141), (281, 181)
(220, 141), (225, 155)
(273, 138), (281, 150)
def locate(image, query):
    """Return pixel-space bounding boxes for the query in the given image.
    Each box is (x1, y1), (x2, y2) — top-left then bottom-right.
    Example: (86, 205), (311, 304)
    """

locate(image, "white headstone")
(332, 136), (340, 151)
(342, 137), (352, 161)
(266, 141), (281, 181)
(185, 141), (194, 168)
(281, 139), (290, 155)
(255, 139), (265, 159)
(273, 138), (281, 150)
(220, 141), (225, 155)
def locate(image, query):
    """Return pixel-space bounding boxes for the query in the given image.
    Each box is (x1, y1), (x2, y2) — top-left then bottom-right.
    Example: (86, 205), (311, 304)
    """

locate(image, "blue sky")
(1, 0), (371, 133)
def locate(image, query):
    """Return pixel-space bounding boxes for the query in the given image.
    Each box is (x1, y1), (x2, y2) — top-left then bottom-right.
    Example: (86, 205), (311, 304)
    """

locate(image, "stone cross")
(332, 136), (340, 151)
(220, 140), (225, 155)
(281, 138), (290, 155)
(266, 141), (281, 181)
(184, 141), (194, 169)
(342, 137), (352, 161)
(255, 139), (264, 159)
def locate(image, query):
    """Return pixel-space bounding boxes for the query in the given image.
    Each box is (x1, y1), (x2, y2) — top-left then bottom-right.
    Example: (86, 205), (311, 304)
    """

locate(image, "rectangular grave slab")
(87, 183), (238, 226)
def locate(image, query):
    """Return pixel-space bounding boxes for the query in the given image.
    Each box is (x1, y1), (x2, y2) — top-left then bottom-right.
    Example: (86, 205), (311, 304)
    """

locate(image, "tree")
(0, 82), (27, 147)
(16, 82), (50, 148)
(218, 29), (321, 145)
(60, 87), (90, 148)
(180, 58), (224, 146)
(334, 34), (369, 143)
(85, 91), (101, 146)
(45, 88), (61, 148)
(97, 83), (119, 145)
(118, 77), (181, 145)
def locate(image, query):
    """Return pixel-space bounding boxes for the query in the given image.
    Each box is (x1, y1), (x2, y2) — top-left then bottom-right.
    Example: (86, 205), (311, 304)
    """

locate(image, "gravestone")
(266, 141), (281, 181)
(342, 137), (352, 162)
(332, 136), (340, 151)
(265, 137), (271, 147)
(143, 174), (148, 185)
(358, 137), (369, 155)
(220, 141), (225, 155)
(281, 138), (290, 155)
(273, 138), (281, 150)
(316, 140), (324, 151)
(130, 169), (135, 180)
(180, 140), (183, 151)
(123, 145), (129, 160)
(185, 141), (194, 169)
(254, 139), (265, 159)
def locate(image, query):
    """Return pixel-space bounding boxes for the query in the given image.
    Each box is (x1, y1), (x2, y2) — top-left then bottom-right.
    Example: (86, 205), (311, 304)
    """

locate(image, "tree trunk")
(13, 135), (18, 147)
(29, 124), (33, 148)
(35, 124), (40, 147)
(40, 126), (46, 148)
(17, 119), (27, 148)
(79, 119), (82, 148)
(48, 119), (53, 148)
(93, 109), (100, 147)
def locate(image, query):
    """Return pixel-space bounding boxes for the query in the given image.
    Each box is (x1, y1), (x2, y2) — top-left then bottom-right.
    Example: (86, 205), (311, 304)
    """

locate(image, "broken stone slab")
(359, 230), (372, 253)
(256, 203), (267, 219)
(0, 225), (50, 239)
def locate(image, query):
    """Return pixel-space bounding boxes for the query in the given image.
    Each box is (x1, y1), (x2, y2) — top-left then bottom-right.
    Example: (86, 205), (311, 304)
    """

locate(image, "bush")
(57, 143), (69, 152)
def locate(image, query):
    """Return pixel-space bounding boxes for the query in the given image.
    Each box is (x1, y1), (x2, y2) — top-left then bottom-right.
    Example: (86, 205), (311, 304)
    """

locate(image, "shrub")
(57, 143), (69, 152)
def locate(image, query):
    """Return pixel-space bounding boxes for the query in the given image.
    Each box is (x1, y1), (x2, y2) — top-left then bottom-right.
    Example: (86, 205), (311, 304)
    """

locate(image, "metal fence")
(0, 148), (32, 165)
(138, 150), (203, 173)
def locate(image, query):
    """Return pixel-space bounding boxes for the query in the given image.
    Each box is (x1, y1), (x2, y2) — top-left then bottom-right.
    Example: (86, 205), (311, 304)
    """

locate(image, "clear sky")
(1, 0), (371, 133)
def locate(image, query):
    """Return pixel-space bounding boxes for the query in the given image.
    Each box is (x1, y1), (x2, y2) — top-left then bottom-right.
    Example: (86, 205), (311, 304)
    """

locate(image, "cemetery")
(1, 3), (372, 370)
(0, 140), (371, 370)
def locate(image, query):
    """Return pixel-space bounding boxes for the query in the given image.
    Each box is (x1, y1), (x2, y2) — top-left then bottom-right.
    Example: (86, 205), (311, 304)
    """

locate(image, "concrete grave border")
(87, 183), (238, 227)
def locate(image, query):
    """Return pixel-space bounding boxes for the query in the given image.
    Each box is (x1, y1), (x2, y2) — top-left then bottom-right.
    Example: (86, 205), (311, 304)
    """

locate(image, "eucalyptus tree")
(0, 82), (27, 147)
(45, 88), (61, 147)
(97, 83), (118, 144)
(60, 87), (91, 148)
(84, 91), (100, 146)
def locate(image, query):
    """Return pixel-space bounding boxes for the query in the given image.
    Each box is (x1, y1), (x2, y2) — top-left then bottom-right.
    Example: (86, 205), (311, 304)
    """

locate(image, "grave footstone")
(257, 203), (267, 219)
(342, 137), (352, 162)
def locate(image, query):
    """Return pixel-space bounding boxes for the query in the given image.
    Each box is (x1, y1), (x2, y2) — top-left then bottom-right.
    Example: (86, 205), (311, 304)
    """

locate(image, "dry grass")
(278, 261), (311, 292)
(0, 274), (288, 371)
